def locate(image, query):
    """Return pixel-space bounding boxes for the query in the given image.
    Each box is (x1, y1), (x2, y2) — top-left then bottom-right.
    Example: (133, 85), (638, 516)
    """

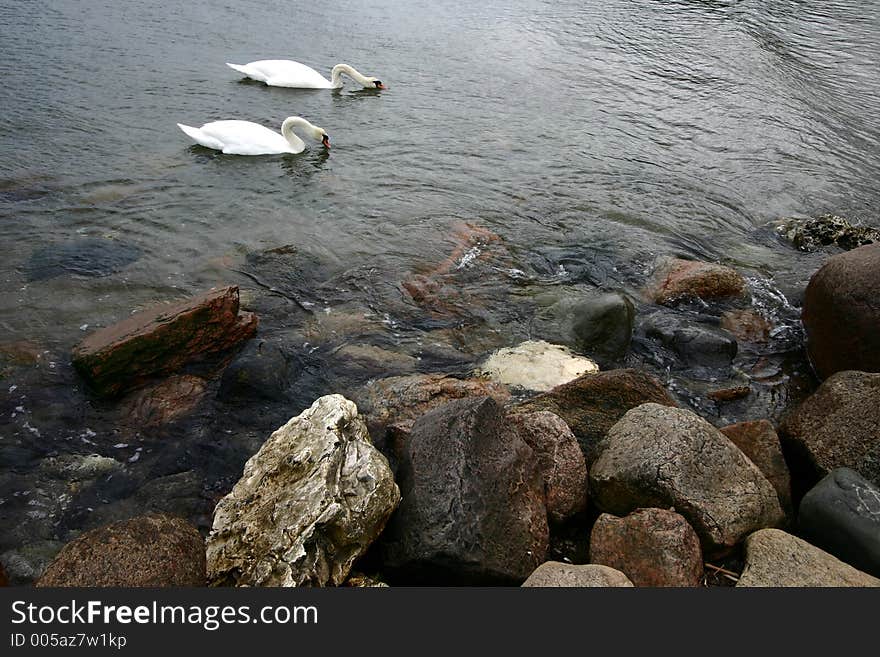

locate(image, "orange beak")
(376, 82), (386, 89)
(321, 135), (330, 149)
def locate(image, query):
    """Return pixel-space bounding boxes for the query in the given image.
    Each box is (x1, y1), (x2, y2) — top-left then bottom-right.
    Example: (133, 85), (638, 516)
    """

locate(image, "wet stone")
(25, 238), (142, 281)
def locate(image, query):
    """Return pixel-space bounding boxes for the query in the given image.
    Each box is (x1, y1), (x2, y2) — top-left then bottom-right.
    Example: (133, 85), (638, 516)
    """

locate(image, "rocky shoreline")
(1, 215), (879, 587)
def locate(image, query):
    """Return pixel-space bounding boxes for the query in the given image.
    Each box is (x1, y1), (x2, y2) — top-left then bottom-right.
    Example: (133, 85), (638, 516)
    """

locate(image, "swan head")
(366, 77), (386, 90)
(306, 124), (330, 149)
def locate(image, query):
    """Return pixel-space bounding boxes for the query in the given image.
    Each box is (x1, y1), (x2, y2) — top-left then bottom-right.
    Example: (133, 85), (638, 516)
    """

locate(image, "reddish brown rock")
(720, 420), (793, 516)
(589, 508), (704, 587)
(707, 385), (751, 403)
(720, 309), (772, 343)
(779, 371), (880, 490)
(121, 375), (208, 427)
(72, 286), (257, 397)
(645, 257), (747, 306)
(508, 411), (588, 524)
(512, 369), (677, 467)
(36, 513), (206, 587)
(802, 243), (880, 379)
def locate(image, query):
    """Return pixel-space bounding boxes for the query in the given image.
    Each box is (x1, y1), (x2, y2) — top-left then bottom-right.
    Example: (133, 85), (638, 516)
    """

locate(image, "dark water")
(1, 0), (879, 581)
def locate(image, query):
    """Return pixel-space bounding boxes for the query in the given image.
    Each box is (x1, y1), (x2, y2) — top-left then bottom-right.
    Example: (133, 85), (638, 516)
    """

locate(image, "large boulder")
(507, 411), (588, 524)
(737, 529), (880, 587)
(513, 369), (677, 467)
(521, 562), (633, 587)
(476, 340), (598, 392)
(589, 509), (703, 587)
(36, 513), (205, 587)
(590, 404), (784, 553)
(720, 420), (793, 517)
(802, 243), (880, 378)
(206, 395), (400, 587)
(644, 257), (747, 306)
(798, 468), (880, 578)
(778, 370), (880, 490)
(381, 396), (548, 584)
(72, 286), (257, 396)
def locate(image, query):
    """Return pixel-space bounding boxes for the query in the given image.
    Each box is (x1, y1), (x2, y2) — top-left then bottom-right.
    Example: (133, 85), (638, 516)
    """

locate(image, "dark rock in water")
(36, 513), (205, 587)
(507, 411), (588, 524)
(512, 369), (677, 467)
(532, 291), (634, 367)
(802, 243), (880, 379)
(798, 468), (880, 578)
(590, 403), (784, 554)
(521, 562), (633, 587)
(644, 256), (747, 306)
(779, 370), (880, 493)
(589, 508), (704, 587)
(25, 238), (142, 281)
(720, 420), (793, 518)
(777, 214), (880, 252)
(72, 286), (257, 397)
(381, 396), (548, 584)
(642, 314), (738, 370)
(218, 340), (292, 403)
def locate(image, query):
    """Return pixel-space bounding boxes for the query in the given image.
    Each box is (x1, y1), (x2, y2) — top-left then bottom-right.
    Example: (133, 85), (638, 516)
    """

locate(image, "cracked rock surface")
(206, 394), (400, 587)
(590, 403), (783, 553)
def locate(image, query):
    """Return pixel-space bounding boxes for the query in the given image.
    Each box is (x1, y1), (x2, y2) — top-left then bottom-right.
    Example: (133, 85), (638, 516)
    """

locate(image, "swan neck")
(281, 118), (308, 150)
(331, 64), (368, 87)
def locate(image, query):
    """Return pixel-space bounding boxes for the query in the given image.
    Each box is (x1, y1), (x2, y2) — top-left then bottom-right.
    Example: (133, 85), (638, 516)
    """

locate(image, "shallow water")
(1, 0), (879, 580)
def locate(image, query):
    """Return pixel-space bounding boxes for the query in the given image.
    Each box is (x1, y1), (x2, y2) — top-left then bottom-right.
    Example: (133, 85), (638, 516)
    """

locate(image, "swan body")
(177, 116), (329, 155)
(226, 60), (385, 90)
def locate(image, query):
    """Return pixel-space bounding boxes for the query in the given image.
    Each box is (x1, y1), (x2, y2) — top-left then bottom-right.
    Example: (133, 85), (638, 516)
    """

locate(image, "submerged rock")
(590, 403), (783, 553)
(719, 309), (772, 344)
(641, 314), (738, 370)
(802, 243), (880, 379)
(737, 528), (880, 587)
(72, 286), (257, 397)
(207, 395), (399, 587)
(779, 370), (880, 490)
(589, 508), (703, 587)
(381, 396), (548, 584)
(521, 562), (633, 587)
(508, 411), (588, 524)
(218, 339), (292, 403)
(513, 369), (677, 467)
(776, 214), (880, 252)
(36, 513), (205, 587)
(25, 238), (142, 281)
(532, 291), (635, 366)
(644, 256), (747, 306)
(798, 468), (880, 578)
(476, 340), (598, 392)
(121, 374), (208, 426)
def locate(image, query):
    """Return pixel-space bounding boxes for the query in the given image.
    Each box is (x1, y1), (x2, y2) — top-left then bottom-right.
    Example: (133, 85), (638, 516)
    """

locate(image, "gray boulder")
(381, 396), (548, 584)
(590, 403), (784, 553)
(207, 395), (400, 587)
(798, 468), (880, 578)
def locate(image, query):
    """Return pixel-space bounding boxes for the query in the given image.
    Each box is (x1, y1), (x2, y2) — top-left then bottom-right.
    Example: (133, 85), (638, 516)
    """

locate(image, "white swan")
(176, 116), (330, 155)
(226, 60), (385, 90)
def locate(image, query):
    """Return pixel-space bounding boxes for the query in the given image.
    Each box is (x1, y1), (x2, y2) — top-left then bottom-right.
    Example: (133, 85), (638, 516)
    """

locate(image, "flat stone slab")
(476, 340), (598, 392)
(72, 286), (257, 396)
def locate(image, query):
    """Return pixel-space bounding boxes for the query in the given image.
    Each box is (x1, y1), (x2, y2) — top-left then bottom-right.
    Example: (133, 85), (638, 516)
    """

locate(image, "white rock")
(206, 394), (400, 587)
(477, 340), (598, 392)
